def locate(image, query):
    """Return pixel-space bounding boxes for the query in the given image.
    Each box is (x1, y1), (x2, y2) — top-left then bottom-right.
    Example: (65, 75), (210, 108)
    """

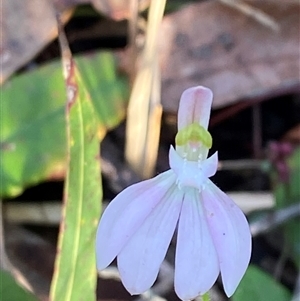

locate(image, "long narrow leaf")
(50, 47), (102, 300)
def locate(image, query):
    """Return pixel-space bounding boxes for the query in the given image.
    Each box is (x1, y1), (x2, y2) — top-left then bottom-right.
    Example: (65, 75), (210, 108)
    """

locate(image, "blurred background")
(1, 0), (300, 300)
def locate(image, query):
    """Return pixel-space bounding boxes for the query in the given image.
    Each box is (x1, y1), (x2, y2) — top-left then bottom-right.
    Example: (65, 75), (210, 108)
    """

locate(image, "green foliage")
(49, 59), (102, 301)
(201, 292), (210, 301)
(0, 270), (38, 301)
(274, 147), (300, 267)
(0, 52), (128, 198)
(232, 265), (291, 301)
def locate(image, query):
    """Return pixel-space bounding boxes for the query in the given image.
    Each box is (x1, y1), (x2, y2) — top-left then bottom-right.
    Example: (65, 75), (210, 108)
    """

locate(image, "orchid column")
(96, 86), (252, 301)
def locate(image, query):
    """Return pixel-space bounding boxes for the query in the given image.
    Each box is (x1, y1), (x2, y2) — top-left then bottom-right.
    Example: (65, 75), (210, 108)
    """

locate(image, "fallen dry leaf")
(158, 1), (300, 110)
(59, 0), (149, 20)
(91, 0), (150, 20)
(0, 0), (149, 84)
(0, 0), (73, 84)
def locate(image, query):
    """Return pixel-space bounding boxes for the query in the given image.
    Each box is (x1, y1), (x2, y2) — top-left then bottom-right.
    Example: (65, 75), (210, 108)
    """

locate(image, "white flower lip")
(169, 145), (218, 190)
(96, 86), (252, 300)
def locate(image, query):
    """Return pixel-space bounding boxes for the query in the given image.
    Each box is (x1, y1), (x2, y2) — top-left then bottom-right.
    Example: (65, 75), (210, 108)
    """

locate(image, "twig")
(219, 0), (280, 31)
(218, 159), (264, 171)
(250, 202), (300, 236)
(3, 201), (61, 225)
(98, 265), (170, 301)
(98, 266), (120, 281)
(135, 291), (167, 301)
(134, 289), (167, 301)
(2, 192), (274, 224)
(1, 206), (34, 292)
(125, 0), (165, 179)
(5, 225), (54, 295)
(228, 192), (274, 213)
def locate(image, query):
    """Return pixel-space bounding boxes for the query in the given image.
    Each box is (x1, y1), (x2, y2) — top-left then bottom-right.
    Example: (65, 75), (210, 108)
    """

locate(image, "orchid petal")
(175, 188), (219, 300)
(177, 86), (213, 131)
(96, 170), (176, 269)
(202, 180), (252, 297)
(201, 151), (218, 178)
(169, 146), (218, 189)
(117, 186), (183, 295)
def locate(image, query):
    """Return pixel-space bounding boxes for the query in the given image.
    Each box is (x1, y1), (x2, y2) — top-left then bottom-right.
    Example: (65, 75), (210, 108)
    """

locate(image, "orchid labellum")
(96, 86), (252, 300)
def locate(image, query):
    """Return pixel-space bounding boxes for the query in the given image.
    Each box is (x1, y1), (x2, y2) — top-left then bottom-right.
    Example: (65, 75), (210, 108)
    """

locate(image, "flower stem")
(202, 292), (210, 301)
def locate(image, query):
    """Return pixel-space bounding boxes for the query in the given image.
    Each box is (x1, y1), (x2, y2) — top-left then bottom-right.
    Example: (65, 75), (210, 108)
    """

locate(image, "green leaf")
(201, 292), (210, 301)
(49, 58), (101, 301)
(0, 52), (128, 198)
(0, 270), (38, 301)
(77, 52), (128, 132)
(273, 147), (300, 267)
(232, 265), (291, 301)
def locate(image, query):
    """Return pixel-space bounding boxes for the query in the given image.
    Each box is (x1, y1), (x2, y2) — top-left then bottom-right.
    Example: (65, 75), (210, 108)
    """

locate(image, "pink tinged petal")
(117, 186), (184, 295)
(96, 170), (176, 270)
(169, 146), (218, 189)
(202, 180), (252, 297)
(201, 151), (218, 177)
(177, 86), (213, 131)
(175, 189), (219, 300)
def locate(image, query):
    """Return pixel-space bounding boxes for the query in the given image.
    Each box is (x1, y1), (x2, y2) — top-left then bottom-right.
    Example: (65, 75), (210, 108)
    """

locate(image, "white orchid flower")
(96, 86), (252, 300)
